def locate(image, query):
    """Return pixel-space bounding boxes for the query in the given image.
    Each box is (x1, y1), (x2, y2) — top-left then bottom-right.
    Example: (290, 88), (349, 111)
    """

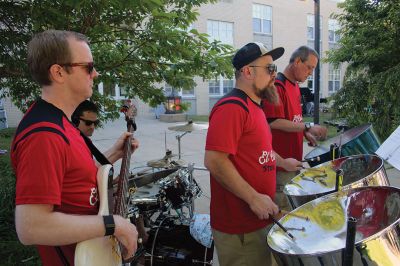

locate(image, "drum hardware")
(343, 217), (357, 266)
(129, 168), (179, 188)
(335, 169), (344, 192)
(270, 216), (296, 241)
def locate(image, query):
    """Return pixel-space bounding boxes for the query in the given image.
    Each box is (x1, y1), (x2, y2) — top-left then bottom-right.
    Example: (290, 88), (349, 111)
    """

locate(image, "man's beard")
(253, 83), (279, 104)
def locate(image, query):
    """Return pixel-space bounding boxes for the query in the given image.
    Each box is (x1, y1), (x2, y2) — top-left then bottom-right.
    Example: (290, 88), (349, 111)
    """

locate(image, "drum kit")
(127, 121), (213, 266)
(268, 123), (400, 265)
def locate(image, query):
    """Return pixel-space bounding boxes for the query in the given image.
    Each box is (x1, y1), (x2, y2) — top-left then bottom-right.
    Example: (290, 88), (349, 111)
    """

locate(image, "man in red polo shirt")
(205, 42), (302, 266)
(263, 46), (327, 211)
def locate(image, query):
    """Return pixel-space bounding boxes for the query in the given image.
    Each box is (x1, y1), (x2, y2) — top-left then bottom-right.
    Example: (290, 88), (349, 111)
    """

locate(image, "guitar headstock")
(120, 99), (137, 132)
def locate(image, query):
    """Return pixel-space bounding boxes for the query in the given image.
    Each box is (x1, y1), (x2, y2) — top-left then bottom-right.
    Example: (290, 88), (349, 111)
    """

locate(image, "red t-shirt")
(263, 73), (303, 169)
(12, 99), (98, 266)
(206, 89), (276, 234)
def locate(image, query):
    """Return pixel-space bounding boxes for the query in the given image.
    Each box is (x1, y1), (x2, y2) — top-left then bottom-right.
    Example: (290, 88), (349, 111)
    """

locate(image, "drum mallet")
(270, 216), (296, 241)
(342, 217), (357, 266)
(301, 156), (320, 164)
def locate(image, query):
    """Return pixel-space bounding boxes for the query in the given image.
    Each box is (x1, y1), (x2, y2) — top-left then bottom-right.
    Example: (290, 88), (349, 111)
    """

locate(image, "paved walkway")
(92, 115), (400, 265)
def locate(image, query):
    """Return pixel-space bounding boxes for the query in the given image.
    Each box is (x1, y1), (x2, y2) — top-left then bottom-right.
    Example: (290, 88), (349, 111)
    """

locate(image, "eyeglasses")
(79, 118), (100, 127)
(248, 64), (277, 75)
(301, 60), (315, 71)
(60, 62), (95, 74)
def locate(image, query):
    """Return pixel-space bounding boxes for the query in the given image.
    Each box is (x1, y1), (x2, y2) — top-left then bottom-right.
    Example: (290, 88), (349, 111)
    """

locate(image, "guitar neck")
(113, 121), (135, 217)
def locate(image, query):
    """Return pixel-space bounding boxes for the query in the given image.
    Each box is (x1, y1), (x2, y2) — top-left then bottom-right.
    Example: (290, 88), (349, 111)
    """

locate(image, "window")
(307, 14), (322, 54)
(208, 78), (220, 95)
(103, 82), (116, 97)
(209, 76), (234, 96)
(328, 19), (340, 49)
(165, 83), (194, 98)
(328, 64), (341, 93)
(252, 4), (272, 34)
(207, 20), (233, 45)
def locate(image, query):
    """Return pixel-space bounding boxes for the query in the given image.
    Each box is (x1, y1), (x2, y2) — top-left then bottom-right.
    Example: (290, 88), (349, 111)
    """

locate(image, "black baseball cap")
(232, 42), (285, 70)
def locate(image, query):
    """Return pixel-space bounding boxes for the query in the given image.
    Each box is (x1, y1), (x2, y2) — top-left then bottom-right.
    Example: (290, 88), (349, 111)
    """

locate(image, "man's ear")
(49, 64), (64, 83)
(241, 66), (253, 79)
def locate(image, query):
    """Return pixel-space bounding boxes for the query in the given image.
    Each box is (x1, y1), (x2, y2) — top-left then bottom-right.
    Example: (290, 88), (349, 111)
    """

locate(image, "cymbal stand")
(176, 131), (189, 159)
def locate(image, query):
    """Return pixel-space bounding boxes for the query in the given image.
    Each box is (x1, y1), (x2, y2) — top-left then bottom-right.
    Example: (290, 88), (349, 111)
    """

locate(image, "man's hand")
(248, 193), (279, 220)
(305, 125), (327, 146)
(281, 158), (303, 172)
(105, 132), (139, 164)
(113, 215), (138, 260)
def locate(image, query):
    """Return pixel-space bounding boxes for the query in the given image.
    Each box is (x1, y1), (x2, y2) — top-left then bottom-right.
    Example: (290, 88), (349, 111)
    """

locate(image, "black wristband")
(103, 215), (115, 236)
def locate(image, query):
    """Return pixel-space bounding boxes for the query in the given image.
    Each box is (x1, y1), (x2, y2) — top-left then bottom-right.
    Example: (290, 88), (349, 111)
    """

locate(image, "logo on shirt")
(258, 150), (276, 172)
(89, 187), (99, 206)
(292, 114), (303, 123)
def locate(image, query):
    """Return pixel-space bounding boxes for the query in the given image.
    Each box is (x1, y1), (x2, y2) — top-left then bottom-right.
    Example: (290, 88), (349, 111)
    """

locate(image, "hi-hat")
(168, 120), (209, 132)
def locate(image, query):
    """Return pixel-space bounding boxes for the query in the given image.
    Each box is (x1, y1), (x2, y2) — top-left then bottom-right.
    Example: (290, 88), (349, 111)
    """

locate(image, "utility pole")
(314, 0), (320, 124)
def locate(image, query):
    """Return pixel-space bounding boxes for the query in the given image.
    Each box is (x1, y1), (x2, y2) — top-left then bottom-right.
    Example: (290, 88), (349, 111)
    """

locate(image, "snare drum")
(284, 154), (389, 209)
(145, 218), (214, 265)
(305, 124), (381, 167)
(268, 186), (400, 265)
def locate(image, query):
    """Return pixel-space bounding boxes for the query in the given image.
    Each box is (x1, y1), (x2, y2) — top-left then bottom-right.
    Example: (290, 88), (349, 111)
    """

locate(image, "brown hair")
(27, 30), (88, 86)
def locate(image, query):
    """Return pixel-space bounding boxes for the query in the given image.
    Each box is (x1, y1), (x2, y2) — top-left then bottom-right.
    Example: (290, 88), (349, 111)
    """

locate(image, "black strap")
(80, 132), (111, 165)
(55, 246), (70, 266)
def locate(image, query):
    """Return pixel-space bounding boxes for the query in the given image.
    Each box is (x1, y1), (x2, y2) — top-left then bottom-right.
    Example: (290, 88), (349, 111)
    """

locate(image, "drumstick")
(301, 156), (320, 163)
(279, 210), (310, 221)
(270, 216), (296, 240)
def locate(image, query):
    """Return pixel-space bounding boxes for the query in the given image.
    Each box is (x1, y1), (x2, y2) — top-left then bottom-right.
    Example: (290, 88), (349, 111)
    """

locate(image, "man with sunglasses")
(72, 100), (100, 137)
(11, 30), (138, 265)
(262, 46), (328, 212)
(205, 42), (302, 266)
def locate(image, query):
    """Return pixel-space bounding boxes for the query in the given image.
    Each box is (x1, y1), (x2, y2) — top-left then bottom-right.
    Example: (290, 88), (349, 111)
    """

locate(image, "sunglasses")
(79, 118), (100, 126)
(249, 64), (277, 75)
(60, 62), (95, 74)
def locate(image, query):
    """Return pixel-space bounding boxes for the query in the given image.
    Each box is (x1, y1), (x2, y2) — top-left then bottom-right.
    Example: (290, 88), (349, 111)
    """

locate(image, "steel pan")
(304, 124), (381, 167)
(284, 154), (389, 209)
(268, 186), (400, 265)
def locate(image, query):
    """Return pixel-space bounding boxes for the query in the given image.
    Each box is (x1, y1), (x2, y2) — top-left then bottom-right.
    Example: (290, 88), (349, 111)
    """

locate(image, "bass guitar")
(75, 100), (137, 266)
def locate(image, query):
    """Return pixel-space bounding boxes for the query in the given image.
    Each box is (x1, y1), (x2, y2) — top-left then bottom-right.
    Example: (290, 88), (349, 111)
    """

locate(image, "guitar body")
(74, 164), (122, 266)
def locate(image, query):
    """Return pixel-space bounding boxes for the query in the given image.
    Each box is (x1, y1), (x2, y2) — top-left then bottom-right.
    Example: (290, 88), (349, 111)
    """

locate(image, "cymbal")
(147, 158), (187, 168)
(168, 120), (209, 132)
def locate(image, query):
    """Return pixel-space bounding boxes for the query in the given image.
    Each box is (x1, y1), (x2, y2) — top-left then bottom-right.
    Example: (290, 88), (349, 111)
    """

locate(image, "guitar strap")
(80, 132), (112, 165)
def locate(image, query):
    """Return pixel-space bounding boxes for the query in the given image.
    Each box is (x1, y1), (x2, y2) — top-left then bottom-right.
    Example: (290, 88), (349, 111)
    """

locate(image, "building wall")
(193, 0), (345, 115)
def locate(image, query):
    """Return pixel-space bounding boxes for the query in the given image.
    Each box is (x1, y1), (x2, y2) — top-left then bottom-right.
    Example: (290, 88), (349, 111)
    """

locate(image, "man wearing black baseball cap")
(205, 42), (302, 266)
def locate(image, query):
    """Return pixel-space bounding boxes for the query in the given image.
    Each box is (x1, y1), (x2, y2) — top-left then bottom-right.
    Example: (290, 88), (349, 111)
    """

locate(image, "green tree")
(0, 0), (234, 120)
(326, 0), (400, 139)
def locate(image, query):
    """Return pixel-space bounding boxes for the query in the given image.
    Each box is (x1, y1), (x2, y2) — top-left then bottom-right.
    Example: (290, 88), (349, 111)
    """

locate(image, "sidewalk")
(92, 115), (400, 265)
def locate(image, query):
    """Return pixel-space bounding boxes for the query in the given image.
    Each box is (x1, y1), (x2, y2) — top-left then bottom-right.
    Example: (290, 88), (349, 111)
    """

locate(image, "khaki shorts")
(212, 227), (277, 266)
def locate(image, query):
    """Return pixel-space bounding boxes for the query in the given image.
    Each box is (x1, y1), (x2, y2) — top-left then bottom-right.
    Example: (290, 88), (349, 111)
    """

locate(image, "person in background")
(72, 100), (99, 137)
(204, 42), (302, 266)
(11, 30), (138, 265)
(262, 46), (328, 211)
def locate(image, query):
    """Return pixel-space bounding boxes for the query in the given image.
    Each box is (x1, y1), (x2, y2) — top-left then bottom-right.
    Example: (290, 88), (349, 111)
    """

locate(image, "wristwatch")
(103, 215), (115, 236)
(304, 122), (314, 131)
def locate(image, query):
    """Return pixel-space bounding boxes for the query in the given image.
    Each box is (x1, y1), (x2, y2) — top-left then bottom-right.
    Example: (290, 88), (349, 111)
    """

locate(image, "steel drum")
(284, 154), (389, 209)
(268, 186), (400, 265)
(304, 124), (381, 167)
